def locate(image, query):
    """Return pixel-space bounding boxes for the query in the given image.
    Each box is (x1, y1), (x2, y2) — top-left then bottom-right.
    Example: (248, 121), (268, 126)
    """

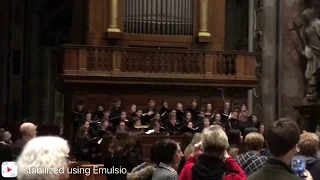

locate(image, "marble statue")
(301, 9), (320, 98)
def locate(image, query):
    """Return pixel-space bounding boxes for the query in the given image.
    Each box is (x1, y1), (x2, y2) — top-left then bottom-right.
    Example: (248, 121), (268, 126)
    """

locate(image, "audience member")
(248, 118), (311, 180)
(152, 139), (183, 180)
(127, 141), (159, 180)
(104, 131), (140, 180)
(179, 125), (246, 180)
(17, 136), (70, 180)
(3, 131), (12, 145)
(227, 129), (242, 158)
(236, 132), (267, 175)
(184, 133), (201, 160)
(178, 132), (194, 174)
(0, 129), (13, 167)
(12, 122), (37, 159)
(296, 133), (320, 180)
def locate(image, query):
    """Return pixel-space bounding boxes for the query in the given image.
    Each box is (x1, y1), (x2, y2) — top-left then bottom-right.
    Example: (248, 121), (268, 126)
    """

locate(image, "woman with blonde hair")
(184, 133), (202, 160)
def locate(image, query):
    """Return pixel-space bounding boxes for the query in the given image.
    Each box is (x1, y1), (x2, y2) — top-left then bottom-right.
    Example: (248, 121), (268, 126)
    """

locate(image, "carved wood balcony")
(60, 45), (258, 89)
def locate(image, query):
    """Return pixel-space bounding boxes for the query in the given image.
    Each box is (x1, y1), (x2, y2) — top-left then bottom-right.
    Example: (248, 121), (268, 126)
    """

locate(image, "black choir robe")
(166, 122), (181, 135)
(110, 107), (122, 120)
(187, 107), (200, 122)
(141, 108), (157, 125)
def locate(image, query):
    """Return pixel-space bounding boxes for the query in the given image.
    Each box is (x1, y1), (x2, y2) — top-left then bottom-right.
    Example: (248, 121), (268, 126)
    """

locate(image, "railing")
(63, 45), (257, 83)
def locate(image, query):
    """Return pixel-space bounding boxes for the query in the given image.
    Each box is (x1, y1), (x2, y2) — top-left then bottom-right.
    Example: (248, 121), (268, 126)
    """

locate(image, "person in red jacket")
(179, 125), (247, 180)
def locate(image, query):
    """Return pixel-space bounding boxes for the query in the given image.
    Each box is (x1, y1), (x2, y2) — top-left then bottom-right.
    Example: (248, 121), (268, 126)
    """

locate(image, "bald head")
(20, 122), (37, 140)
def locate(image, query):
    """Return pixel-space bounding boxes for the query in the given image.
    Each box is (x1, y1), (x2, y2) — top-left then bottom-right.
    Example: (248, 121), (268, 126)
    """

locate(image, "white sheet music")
(145, 129), (155, 134)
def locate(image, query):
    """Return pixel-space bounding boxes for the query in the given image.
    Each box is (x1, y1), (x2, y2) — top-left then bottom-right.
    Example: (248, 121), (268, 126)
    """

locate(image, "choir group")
(71, 98), (264, 163)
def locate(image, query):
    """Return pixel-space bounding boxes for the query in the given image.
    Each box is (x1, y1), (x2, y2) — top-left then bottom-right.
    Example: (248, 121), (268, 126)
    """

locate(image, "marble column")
(198, 0), (211, 37)
(279, 0), (306, 120)
(261, 0), (277, 126)
(107, 0), (120, 33)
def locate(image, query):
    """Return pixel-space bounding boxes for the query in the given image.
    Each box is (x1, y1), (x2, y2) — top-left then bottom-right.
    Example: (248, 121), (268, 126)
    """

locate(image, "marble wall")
(279, 0), (307, 120)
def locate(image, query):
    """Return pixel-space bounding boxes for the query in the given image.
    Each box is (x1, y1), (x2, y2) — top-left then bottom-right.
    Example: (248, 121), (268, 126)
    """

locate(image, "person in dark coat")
(248, 118), (311, 180)
(0, 129), (12, 163)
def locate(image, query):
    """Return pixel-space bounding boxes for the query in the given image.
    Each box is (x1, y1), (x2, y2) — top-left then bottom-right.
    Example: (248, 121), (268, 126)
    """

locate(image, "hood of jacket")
(127, 162), (156, 180)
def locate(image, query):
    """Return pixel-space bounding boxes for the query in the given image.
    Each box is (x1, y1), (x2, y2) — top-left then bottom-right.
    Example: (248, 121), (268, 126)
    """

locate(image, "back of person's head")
(150, 141), (159, 164)
(228, 145), (240, 158)
(298, 133), (319, 156)
(155, 139), (180, 165)
(184, 133), (202, 159)
(4, 131), (11, 141)
(202, 125), (229, 157)
(245, 132), (264, 151)
(20, 122), (37, 140)
(266, 118), (300, 157)
(243, 127), (259, 137)
(125, 131), (139, 153)
(180, 132), (193, 151)
(109, 130), (129, 154)
(0, 129), (5, 141)
(17, 136), (70, 180)
(227, 129), (242, 147)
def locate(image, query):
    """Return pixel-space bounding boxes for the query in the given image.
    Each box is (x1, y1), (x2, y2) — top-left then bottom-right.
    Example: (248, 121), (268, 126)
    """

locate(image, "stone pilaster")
(26, 1), (43, 124)
(261, 0), (278, 126)
(279, 0), (306, 120)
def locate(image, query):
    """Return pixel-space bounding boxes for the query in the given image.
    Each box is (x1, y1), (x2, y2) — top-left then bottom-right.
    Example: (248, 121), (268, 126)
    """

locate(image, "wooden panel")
(88, 0), (106, 45)
(72, 94), (111, 112)
(209, 0), (226, 50)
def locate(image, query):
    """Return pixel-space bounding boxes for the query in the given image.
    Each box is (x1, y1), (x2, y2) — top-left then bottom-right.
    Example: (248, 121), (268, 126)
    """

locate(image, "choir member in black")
(72, 101), (86, 139)
(110, 98), (122, 120)
(151, 121), (161, 134)
(85, 112), (92, 122)
(74, 125), (90, 161)
(117, 121), (128, 132)
(176, 103), (184, 122)
(243, 114), (259, 129)
(91, 119), (112, 163)
(136, 109), (143, 118)
(83, 121), (90, 130)
(104, 110), (110, 120)
(229, 111), (240, 129)
(166, 115), (181, 135)
(237, 112), (251, 134)
(100, 119), (112, 136)
(240, 104), (248, 113)
(131, 117), (145, 134)
(112, 111), (130, 128)
(187, 122), (193, 128)
(150, 113), (161, 128)
(127, 104), (137, 120)
(199, 117), (211, 132)
(220, 102), (230, 124)
(142, 98), (157, 125)
(94, 105), (105, 121)
(204, 103), (215, 119)
(184, 111), (193, 123)
(159, 101), (170, 120)
(87, 111), (101, 137)
(187, 98), (200, 123)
